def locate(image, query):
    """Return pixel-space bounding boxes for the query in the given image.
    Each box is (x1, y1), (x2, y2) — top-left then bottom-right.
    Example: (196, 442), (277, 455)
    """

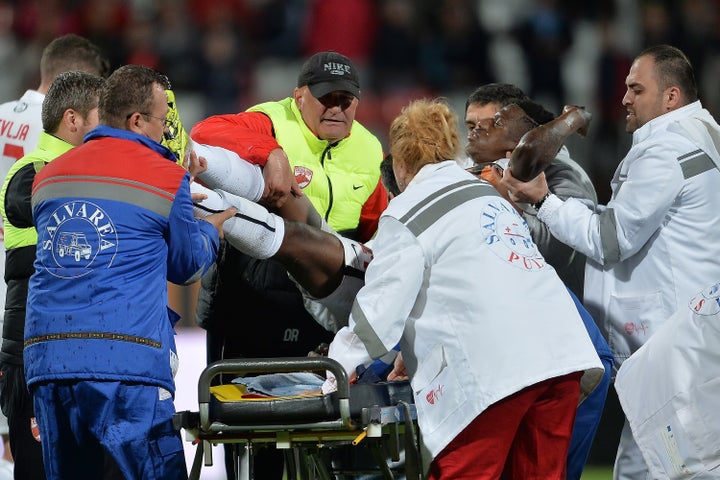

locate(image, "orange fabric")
(479, 164), (503, 187)
(356, 178), (388, 242)
(190, 112), (279, 166)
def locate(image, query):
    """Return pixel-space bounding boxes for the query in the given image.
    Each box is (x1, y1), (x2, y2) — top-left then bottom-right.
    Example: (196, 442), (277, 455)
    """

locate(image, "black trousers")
(1, 363), (46, 480)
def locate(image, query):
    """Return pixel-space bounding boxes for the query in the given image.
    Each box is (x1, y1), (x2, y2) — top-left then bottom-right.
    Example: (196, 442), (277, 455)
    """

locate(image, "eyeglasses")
(467, 117), (494, 132)
(126, 112), (170, 128)
(468, 110), (539, 133)
(317, 92), (355, 111)
(140, 112), (171, 128)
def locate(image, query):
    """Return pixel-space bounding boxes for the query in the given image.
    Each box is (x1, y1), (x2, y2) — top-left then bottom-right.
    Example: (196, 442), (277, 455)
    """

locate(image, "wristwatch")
(532, 191), (551, 210)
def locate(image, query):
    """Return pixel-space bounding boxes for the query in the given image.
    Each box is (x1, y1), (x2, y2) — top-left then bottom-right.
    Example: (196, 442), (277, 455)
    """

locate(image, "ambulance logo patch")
(481, 199), (546, 271)
(30, 417), (41, 442)
(425, 384), (444, 405)
(294, 166), (313, 189)
(689, 282), (720, 316)
(38, 201), (118, 279)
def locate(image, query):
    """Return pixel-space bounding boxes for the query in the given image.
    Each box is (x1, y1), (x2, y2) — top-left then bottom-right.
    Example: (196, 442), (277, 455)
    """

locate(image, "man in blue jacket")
(24, 65), (235, 480)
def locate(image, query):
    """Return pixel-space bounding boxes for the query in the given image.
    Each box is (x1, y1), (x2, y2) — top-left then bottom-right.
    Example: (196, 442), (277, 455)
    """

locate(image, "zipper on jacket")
(321, 143), (337, 222)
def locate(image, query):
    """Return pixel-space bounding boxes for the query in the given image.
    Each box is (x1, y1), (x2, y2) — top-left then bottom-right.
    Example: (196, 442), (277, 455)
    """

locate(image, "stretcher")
(174, 356), (422, 480)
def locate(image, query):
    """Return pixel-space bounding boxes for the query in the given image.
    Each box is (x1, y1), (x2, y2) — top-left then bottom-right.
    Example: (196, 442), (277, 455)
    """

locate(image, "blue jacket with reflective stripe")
(24, 126), (220, 393)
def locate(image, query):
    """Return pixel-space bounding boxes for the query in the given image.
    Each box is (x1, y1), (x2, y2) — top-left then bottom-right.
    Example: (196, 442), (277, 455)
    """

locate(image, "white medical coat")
(615, 282), (720, 479)
(538, 101), (720, 368)
(327, 161), (604, 459)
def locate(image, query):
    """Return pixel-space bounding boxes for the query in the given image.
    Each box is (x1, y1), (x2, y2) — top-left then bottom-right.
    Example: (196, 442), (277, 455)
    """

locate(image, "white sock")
(191, 182), (284, 258)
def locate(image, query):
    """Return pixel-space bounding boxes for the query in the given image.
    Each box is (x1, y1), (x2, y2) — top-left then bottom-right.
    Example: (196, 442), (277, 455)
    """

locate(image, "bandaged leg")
(192, 142), (265, 201)
(191, 182), (283, 259)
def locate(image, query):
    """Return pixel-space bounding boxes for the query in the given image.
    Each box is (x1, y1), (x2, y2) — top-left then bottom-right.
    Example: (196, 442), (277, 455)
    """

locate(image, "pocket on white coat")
(607, 291), (667, 361)
(411, 344), (467, 435)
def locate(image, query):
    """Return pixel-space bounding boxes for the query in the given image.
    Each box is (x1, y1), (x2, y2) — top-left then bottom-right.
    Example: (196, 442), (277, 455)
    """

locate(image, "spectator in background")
(593, 20), (634, 203)
(191, 50), (385, 478)
(366, 0), (434, 148)
(0, 3), (20, 102)
(0, 33), (109, 480)
(638, 1), (681, 49)
(187, 0), (251, 31)
(420, 0), (494, 93)
(11, 1), (80, 46)
(673, 0), (720, 119)
(198, 24), (246, 116)
(301, 0), (377, 66)
(246, 0), (306, 59)
(121, 15), (161, 70)
(122, 17), (160, 69)
(75, 0), (131, 68)
(368, 0), (421, 94)
(155, 0), (203, 92)
(515, 0), (573, 112)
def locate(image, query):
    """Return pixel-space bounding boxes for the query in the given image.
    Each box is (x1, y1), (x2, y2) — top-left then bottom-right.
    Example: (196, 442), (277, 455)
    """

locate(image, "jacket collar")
(632, 100), (702, 145)
(83, 125), (178, 162)
(38, 131), (74, 154)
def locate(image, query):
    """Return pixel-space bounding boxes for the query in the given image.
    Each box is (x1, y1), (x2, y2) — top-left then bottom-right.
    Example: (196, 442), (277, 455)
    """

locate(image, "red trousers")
(427, 371), (582, 480)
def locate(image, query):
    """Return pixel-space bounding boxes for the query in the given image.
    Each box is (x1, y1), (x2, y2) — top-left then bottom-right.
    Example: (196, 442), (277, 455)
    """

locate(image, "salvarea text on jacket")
(24, 126), (219, 394)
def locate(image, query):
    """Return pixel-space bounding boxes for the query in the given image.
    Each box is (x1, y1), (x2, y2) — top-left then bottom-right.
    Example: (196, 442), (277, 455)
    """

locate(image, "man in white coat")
(503, 44), (720, 480)
(615, 281), (720, 479)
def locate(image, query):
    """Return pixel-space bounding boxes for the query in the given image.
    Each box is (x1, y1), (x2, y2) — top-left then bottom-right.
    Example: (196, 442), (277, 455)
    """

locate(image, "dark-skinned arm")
(508, 105), (592, 182)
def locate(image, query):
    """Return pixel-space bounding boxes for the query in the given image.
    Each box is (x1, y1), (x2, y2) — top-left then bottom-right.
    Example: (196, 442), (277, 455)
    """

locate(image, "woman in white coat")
(324, 98), (603, 479)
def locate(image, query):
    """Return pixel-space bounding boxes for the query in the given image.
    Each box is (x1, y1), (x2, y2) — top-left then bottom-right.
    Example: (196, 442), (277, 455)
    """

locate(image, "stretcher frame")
(174, 357), (422, 480)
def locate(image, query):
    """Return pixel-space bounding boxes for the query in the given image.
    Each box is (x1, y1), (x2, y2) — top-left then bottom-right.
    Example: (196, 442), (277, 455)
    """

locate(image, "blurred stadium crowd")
(2, 0), (720, 202)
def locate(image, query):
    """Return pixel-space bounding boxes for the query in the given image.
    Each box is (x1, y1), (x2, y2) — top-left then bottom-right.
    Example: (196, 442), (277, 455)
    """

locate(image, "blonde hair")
(389, 98), (460, 178)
